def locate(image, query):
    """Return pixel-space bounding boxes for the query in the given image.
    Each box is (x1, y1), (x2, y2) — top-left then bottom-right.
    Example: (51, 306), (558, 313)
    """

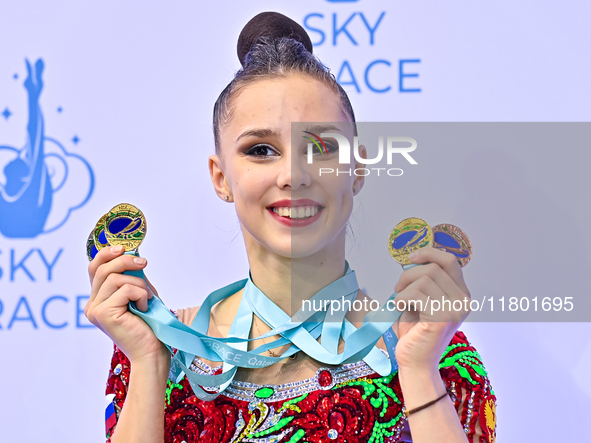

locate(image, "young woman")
(85, 12), (496, 443)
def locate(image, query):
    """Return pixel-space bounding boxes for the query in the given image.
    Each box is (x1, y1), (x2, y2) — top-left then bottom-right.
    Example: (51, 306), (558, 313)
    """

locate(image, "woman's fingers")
(145, 275), (159, 298)
(394, 247), (470, 298)
(84, 245), (166, 364)
(91, 273), (148, 308)
(85, 248), (151, 326)
(395, 262), (467, 304)
(88, 245), (159, 302)
(94, 284), (151, 322)
(395, 275), (444, 313)
(394, 274), (469, 323)
(88, 246), (148, 284)
(87, 279), (150, 327)
(88, 245), (125, 283)
(88, 252), (148, 304)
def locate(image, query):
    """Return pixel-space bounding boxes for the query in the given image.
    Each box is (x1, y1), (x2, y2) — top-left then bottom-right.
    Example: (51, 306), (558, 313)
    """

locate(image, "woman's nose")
(276, 152), (312, 190)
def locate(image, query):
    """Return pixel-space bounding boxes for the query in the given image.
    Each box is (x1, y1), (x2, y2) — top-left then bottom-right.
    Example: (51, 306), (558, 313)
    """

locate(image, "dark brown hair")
(212, 12), (356, 153)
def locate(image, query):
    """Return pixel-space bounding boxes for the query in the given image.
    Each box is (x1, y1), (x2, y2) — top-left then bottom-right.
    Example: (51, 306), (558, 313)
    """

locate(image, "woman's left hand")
(392, 246), (471, 372)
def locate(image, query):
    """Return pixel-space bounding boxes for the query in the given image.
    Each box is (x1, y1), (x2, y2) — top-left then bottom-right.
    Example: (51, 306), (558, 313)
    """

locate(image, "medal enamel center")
(388, 217), (434, 265)
(432, 223), (472, 267)
(104, 203), (147, 252)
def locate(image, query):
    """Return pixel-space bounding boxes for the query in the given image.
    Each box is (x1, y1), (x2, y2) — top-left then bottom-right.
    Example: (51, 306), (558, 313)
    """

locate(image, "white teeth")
(271, 206), (321, 219)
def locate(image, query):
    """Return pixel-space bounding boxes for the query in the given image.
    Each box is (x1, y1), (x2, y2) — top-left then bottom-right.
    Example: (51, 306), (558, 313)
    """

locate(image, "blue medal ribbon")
(124, 254), (404, 401)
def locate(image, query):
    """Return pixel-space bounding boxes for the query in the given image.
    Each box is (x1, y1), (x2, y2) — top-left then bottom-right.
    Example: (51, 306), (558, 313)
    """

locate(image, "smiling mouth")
(270, 206), (323, 220)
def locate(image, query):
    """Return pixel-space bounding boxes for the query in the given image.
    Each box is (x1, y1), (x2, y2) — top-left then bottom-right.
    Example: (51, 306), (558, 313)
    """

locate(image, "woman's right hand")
(85, 245), (169, 364)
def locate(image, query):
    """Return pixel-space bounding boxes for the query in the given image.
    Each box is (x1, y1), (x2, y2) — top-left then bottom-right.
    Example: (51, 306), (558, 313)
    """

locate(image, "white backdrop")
(1, 1), (590, 441)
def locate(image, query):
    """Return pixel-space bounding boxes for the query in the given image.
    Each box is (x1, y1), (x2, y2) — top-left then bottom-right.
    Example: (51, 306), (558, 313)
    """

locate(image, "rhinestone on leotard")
(254, 387), (275, 399)
(317, 369), (333, 388)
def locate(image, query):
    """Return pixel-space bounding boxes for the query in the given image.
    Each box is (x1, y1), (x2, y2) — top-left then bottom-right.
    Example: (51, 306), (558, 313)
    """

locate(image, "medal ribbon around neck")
(136, 214), (471, 401)
(87, 204), (407, 401)
(146, 211), (473, 401)
(88, 207), (472, 401)
(129, 263), (403, 401)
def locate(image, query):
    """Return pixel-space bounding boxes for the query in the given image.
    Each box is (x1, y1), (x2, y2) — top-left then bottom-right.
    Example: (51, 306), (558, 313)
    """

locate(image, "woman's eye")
(325, 143), (338, 154)
(312, 142), (339, 155)
(245, 144), (278, 157)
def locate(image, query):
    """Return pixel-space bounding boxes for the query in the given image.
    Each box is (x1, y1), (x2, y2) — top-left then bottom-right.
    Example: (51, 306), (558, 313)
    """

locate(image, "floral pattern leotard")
(105, 331), (496, 443)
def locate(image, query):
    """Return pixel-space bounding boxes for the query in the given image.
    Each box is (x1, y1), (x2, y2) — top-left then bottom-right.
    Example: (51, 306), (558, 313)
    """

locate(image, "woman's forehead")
(223, 74), (349, 143)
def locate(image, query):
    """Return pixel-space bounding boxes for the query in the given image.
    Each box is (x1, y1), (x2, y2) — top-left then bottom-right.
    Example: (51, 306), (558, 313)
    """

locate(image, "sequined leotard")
(105, 330), (496, 443)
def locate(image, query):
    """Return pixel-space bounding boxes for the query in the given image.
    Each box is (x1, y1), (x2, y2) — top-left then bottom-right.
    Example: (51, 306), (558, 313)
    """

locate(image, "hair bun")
(237, 12), (313, 67)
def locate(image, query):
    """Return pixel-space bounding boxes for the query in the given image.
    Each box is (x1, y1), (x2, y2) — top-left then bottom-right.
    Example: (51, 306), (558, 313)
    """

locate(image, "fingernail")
(134, 257), (147, 266)
(110, 245), (123, 253)
(408, 251), (418, 260)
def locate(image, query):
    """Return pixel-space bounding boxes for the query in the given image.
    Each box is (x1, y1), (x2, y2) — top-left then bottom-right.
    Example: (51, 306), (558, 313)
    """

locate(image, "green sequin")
(368, 411), (404, 443)
(374, 379), (400, 404)
(331, 375), (404, 442)
(234, 340), (491, 443)
(278, 392), (308, 413)
(439, 345), (489, 386)
(165, 379), (184, 406)
(243, 375), (408, 443)
(287, 429), (305, 443)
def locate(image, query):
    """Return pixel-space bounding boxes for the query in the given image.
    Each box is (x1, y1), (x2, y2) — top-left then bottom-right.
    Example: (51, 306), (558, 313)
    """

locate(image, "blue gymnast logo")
(0, 58), (94, 238)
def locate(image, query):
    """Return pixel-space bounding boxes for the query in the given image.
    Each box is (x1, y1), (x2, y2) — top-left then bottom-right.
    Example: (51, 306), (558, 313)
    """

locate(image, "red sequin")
(104, 331), (495, 443)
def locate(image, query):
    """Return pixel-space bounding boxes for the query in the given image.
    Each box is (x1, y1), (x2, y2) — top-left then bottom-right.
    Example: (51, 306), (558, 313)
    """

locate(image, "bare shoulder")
(176, 306), (201, 326)
(175, 305), (221, 368)
(176, 286), (245, 337)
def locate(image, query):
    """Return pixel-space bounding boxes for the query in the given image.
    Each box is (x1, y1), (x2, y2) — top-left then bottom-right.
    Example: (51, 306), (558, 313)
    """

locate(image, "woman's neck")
(244, 231), (348, 316)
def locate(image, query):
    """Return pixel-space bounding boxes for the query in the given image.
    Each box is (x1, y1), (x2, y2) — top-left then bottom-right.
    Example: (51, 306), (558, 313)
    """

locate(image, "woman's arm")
(395, 330), (496, 443)
(85, 246), (171, 443)
(391, 247), (476, 442)
(399, 366), (468, 441)
(109, 351), (170, 443)
(105, 307), (203, 442)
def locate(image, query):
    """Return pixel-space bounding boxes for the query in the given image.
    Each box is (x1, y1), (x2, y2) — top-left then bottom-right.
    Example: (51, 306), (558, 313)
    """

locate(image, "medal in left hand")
(388, 218), (473, 268)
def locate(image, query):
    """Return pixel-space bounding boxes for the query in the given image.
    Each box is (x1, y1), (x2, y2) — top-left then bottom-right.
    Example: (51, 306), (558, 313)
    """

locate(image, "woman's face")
(210, 73), (364, 260)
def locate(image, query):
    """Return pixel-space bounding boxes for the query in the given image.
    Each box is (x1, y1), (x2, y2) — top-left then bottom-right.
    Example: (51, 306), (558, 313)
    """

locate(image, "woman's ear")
(209, 154), (233, 202)
(352, 144), (367, 195)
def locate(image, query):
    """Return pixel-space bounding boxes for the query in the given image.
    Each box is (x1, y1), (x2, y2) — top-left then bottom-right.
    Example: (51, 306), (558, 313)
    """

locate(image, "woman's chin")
(278, 241), (333, 260)
(255, 240), (322, 261)
(243, 221), (343, 261)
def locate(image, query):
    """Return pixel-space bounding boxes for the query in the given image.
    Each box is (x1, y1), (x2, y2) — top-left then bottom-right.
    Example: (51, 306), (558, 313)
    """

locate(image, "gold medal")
(93, 214), (110, 251)
(86, 229), (98, 261)
(388, 217), (434, 265)
(432, 223), (472, 267)
(104, 203), (147, 252)
(86, 213), (110, 261)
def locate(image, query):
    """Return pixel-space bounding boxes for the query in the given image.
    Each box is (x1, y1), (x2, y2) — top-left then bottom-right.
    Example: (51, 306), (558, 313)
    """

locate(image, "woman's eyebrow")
(235, 128), (278, 143)
(235, 125), (344, 144)
(303, 124), (344, 134)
